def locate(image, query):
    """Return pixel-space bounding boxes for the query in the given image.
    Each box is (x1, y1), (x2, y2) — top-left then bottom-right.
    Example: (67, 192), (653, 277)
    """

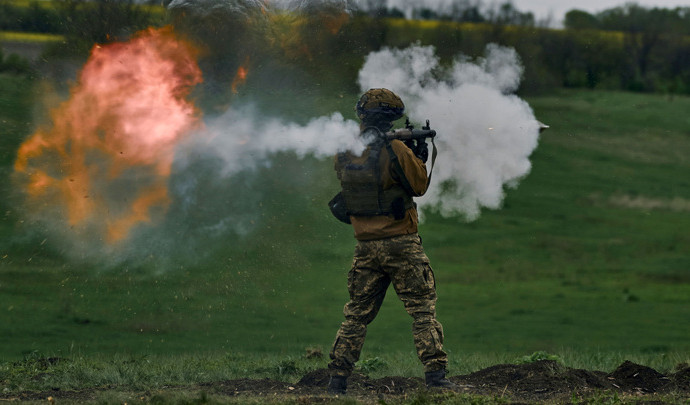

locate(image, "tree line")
(359, 0), (539, 26)
(2, 0), (690, 95)
(0, 0), (162, 56)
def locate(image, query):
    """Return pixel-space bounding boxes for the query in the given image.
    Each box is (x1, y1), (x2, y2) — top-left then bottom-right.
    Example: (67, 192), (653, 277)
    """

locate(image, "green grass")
(0, 74), (34, 163)
(1, 349), (687, 393)
(1, 79), (689, 394)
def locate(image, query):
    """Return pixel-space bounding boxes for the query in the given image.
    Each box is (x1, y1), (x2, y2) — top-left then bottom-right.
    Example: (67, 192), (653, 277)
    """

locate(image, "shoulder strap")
(426, 137), (437, 188)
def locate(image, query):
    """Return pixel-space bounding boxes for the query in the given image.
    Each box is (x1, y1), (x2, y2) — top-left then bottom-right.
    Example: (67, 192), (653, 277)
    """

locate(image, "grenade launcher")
(383, 118), (436, 165)
(386, 119), (436, 141)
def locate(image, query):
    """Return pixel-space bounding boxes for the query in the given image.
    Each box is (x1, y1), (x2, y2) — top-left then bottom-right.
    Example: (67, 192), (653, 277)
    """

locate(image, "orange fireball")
(14, 26), (203, 244)
(231, 57), (250, 94)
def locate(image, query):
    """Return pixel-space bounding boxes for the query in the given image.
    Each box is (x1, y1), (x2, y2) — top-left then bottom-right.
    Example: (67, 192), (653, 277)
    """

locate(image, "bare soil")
(3, 360), (690, 403)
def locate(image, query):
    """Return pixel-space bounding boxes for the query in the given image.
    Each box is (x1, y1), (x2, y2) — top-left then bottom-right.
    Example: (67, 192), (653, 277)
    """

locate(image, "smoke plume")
(9, 2), (541, 268)
(358, 43), (540, 219)
(183, 108), (363, 175)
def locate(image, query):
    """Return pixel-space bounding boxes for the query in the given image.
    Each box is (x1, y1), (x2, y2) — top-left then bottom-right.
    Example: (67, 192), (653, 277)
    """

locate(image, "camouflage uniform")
(328, 233), (448, 377)
(328, 88), (449, 383)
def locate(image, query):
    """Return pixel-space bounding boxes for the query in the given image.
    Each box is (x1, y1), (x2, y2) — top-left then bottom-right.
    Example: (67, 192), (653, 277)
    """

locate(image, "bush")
(0, 49), (32, 75)
(515, 351), (563, 364)
(0, 1), (62, 33)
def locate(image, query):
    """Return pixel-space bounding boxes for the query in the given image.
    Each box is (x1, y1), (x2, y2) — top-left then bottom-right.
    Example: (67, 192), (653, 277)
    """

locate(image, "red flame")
(14, 26), (203, 244)
(231, 57), (250, 94)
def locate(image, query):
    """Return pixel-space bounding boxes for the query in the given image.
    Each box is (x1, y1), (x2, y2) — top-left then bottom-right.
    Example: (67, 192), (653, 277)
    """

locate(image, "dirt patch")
(2, 361), (689, 403)
(607, 195), (690, 212)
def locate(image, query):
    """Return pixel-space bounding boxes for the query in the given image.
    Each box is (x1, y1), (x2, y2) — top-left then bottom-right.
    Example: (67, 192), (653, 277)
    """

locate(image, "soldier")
(327, 88), (455, 395)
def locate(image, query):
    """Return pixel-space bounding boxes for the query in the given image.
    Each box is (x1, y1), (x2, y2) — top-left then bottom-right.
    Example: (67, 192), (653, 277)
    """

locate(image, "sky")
(511, 0), (690, 24)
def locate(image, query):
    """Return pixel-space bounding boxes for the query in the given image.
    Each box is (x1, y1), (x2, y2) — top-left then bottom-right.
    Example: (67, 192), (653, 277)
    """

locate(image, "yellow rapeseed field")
(0, 31), (63, 43)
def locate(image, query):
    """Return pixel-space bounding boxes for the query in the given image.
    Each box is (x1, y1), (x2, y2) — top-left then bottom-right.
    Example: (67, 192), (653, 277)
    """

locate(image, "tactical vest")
(337, 138), (414, 219)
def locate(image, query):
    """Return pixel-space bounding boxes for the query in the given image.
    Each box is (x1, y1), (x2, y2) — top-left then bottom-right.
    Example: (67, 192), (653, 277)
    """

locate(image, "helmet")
(355, 88), (405, 122)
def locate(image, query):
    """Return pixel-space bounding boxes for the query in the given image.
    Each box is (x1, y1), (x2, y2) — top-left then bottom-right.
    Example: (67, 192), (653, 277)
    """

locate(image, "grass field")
(1, 69), (689, 397)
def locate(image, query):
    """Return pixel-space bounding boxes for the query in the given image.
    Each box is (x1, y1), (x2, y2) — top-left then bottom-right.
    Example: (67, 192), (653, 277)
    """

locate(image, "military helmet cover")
(355, 88), (405, 121)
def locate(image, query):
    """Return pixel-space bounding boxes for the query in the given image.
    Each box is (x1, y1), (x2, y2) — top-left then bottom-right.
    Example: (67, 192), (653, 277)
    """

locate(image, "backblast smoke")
(358, 43), (540, 219)
(10, 0), (541, 268)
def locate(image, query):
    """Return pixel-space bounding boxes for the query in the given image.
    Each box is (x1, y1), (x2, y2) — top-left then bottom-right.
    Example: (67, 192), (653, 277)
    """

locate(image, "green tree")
(596, 5), (668, 90)
(47, 0), (162, 57)
(485, 1), (534, 26)
(564, 9), (599, 30)
(0, 49), (31, 75)
(447, 0), (485, 23)
(0, 0), (61, 33)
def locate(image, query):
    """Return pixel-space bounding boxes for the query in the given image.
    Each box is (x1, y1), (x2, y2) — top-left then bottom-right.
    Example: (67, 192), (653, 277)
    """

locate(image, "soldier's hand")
(415, 141), (428, 163)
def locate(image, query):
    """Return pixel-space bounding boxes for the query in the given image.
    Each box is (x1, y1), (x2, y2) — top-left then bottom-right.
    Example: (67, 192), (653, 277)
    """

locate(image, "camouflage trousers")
(328, 233), (448, 377)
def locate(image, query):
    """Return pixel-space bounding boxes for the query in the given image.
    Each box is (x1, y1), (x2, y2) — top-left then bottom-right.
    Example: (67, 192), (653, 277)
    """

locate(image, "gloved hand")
(414, 141), (428, 163)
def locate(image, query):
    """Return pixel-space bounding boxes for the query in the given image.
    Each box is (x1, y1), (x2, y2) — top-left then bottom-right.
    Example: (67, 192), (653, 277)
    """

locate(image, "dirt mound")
(266, 361), (688, 401)
(297, 367), (423, 395)
(297, 367), (330, 387)
(3, 360), (689, 403)
(607, 360), (671, 393)
(451, 360), (610, 400)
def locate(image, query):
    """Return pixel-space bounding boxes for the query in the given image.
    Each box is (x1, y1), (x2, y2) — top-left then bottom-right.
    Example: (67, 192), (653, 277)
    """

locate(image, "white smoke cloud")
(187, 43), (541, 223)
(179, 106), (364, 177)
(160, 107), (364, 262)
(56, 41), (540, 265)
(9, 7), (542, 269)
(359, 43), (540, 220)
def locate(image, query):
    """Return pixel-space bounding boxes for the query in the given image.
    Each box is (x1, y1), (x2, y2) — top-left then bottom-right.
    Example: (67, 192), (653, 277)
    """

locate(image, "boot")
(425, 369), (457, 389)
(327, 375), (347, 395)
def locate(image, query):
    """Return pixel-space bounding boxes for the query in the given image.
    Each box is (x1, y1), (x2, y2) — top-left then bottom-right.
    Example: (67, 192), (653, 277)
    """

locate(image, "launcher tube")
(386, 128), (436, 141)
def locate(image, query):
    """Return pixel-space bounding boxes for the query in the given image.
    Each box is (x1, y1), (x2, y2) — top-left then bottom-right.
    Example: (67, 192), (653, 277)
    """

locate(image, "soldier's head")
(355, 88), (404, 131)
